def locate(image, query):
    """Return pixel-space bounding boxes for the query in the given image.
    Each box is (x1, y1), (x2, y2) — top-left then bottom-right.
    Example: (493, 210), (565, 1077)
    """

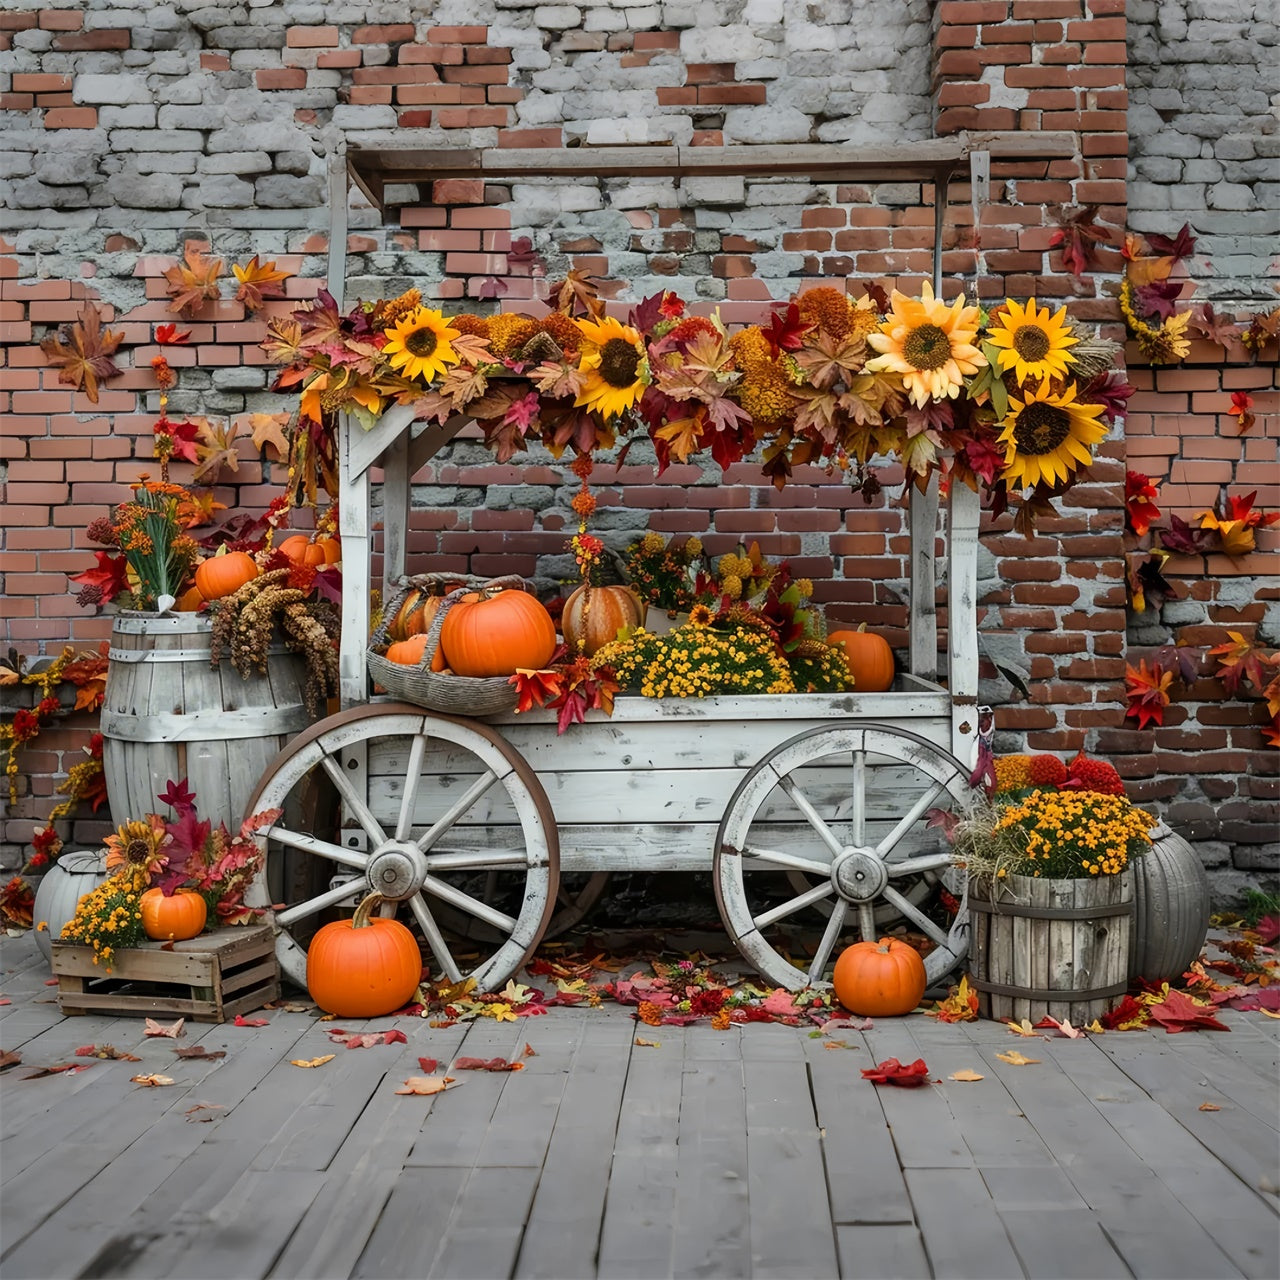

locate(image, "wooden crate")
(51, 925), (279, 1022)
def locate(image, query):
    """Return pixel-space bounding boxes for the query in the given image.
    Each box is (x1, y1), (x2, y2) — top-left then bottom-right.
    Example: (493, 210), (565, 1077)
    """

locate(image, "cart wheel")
(430, 871), (611, 944)
(242, 704), (558, 993)
(714, 723), (972, 992)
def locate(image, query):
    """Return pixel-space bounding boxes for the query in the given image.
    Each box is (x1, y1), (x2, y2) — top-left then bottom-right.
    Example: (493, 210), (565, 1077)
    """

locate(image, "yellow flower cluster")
(993, 754), (1032, 793)
(595, 625), (795, 698)
(992, 789), (1154, 879)
(728, 328), (794, 424)
(60, 866), (149, 968)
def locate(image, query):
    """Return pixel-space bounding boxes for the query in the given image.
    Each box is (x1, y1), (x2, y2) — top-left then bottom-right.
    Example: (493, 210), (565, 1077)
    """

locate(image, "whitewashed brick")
(535, 6), (583, 28)
(74, 74), (150, 105)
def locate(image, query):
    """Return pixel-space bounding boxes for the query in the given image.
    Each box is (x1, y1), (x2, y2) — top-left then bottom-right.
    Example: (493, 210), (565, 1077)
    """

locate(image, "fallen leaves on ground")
(1035, 1016), (1086, 1039)
(1198, 1102), (1222, 1112)
(326, 1029), (408, 1049)
(995, 1050), (1041, 1066)
(23, 1063), (92, 1079)
(174, 1046), (226, 1060)
(74, 1044), (141, 1061)
(144, 1017), (185, 1038)
(290, 1055), (335, 1068)
(0, 1050), (22, 1070)
(130, 1073), (175, 1087)
(861, 1057), (930, 1087)
(452, 1057), (525, 1072)
(523, 1042), (537, 1057)
(417, 1057), (438, 1073)
(1006, 1019), (1041, 1037)
(948, 1068), (985, 1082)
(1147, 987), (1231, 1033)
(396, 1075), (460, 1095)
(634, 1036), (660, 1047)
(184, 1103), (224, 1122)
(924, 976), (978, 1022)
(232, 1014), (269, 1027)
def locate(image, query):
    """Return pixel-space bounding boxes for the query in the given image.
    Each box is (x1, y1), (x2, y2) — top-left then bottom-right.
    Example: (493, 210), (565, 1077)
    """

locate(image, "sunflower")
(998, 381), (1108, 489)
(103, 815), (171, 881)
(574, 315), (649, 420)
(381, 306), (462, 384)
(985, 297), (1079, 384)
(688, 603), (715, 628)
(865, 282), (986, 407)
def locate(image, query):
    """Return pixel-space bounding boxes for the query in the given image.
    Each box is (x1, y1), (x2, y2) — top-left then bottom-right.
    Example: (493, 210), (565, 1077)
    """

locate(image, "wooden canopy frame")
(323, 133), (1076, 761)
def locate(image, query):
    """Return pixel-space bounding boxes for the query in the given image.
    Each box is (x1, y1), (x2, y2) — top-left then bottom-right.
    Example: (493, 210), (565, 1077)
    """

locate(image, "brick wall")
(1, 2), (1275, 892)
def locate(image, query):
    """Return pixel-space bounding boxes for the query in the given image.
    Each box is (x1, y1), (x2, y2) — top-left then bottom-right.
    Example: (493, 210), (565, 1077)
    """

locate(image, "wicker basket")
(367, 574), (525, 716)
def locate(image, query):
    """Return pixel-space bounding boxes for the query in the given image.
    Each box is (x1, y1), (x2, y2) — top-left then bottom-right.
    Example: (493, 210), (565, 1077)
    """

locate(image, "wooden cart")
(244, 138), (1070, 994)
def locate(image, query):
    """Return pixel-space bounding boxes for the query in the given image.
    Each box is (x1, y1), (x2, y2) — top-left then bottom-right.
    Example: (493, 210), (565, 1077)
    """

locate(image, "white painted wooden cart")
(245, 137), (1071, 994)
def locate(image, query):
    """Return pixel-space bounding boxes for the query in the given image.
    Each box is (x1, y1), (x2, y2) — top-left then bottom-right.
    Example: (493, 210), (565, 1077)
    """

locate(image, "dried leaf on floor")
(130, 1073), (175, 1087)
(523, 1042), (537, 1057)
(184, 1103), (224, 1122)
(452, 1057), (525, 1072)
(74, 1044), (141, 1061)
(174, 1046), (226, 1060)
(23, 1063), (92, 1079)
(0, 1050), (22, 1070)
(1006, 1019), (1041, 1037)
(290, 1055), (336, 1069)
(417, 1057), (438, 1073)
(634, 1036), (660, 1047)
(861, 1057), (930, 1087)
(949, 1068), (985, 1082)
(233, 1015), (270, 1027)
(995, 1051), (1041, 1066)
(395, 1075), (460, 1096)
(144, 1017), (185, 1038)
(1198, 1102), (1222, 1111)
(1036, 1016), (1086, 1039)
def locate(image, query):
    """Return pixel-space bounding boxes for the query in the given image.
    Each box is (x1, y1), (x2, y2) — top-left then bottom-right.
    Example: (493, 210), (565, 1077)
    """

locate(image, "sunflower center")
(404, 326), (439, 358)
(125, 838), (153, 865)
(902, 323), (952, 371)
(1013, 402), (1072, 455)
(599, 337), (640, 388)
(1012, 324), (1051, 362)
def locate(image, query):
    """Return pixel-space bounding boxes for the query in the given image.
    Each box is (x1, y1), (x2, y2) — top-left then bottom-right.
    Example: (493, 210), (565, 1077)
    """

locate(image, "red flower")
(690, 988), (728, 1016)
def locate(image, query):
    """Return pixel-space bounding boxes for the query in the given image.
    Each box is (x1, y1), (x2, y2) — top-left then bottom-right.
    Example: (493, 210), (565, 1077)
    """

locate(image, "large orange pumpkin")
(195, 551), (259, 601)
(561, 584), (644, 656)
(140, 888), (207, 941)
(832, 936), (926, 1016)
(306, 893), (424, 1018)
(440, 586), (557, 678)
(827, 624), (895, 692)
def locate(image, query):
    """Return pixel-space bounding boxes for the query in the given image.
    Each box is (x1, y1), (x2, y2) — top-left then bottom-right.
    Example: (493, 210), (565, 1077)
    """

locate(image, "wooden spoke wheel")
(243, 705), (559, 993)
(714, 723), (972, 992)
(429, 871), (611, 945)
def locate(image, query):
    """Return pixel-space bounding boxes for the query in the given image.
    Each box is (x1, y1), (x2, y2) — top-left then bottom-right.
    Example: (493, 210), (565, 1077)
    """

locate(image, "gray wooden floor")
(1, 930), (1277, 1280)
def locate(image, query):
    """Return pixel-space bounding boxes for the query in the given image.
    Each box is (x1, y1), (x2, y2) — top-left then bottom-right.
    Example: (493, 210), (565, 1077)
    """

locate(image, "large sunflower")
(865, 282), (986, 407)
(998, 381), (1108, 489)
(574, 316), (648, 420)
(382, 306), (461, 384)
(985, 297), (1079, 384)
(103, 815), (171, 881)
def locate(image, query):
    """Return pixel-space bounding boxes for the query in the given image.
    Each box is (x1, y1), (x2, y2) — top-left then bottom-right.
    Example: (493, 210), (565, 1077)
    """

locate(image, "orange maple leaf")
(1124, 659), (1173, 729)
(164, 246), (224, 317)
(232, 255), (292, 312)
(507, 668), (565, 714)
(1206, 632), (1280, 699)
(38, 302), (124, 403)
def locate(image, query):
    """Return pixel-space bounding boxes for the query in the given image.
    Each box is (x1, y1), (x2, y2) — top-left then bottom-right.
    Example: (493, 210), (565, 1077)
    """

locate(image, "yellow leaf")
(1006, 1019), (1039, 1038)
(246, 412), (291, 461)
(231, 254), (292, 311)
(1085, 1019), (1106, 1034)
(1260, 1008), (1280, 1020)
(949, 1069), (985, 1082)
(289, 1054), (335, 1068)
(654, 413), (704, 463)
(395, 1075), (459, 1095)
(995, 1051), (1041, 1066)
(130, 1073), (175, 1087)
(634, 1036), (661, 1048)
(1198, 1102), (1221, 1111)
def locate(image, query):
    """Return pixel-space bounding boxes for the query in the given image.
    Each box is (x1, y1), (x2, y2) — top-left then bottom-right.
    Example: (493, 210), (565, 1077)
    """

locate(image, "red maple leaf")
(1101, 993), (1148, 1030)
(155, 323), (192, 345)
(1049, 205), (1112, 279)
(1144, 223), (1197, 261)
(762, 302), (811, 358)
(1125, 470), (1161, 537)
(508, 668), (564, 714)
(860, 1057), (931, 1087)
(1147, 987), (1231, 1033)
(1124, 659), (1172, 729)
(69, 551), (129, 605)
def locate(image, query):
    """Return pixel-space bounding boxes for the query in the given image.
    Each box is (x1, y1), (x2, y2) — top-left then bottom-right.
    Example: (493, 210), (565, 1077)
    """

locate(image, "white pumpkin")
(32, 850), (108, 965)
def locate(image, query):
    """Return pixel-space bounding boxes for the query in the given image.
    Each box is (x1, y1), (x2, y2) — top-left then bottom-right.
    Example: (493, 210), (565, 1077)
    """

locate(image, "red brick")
(317, 50), (362, 68)
(38, 9), (84, 30)
(431, 179), (485, 204)
(497, 127), (562, 148)
(466, 47), (513, 65)
(396, 86), (469, 106)
(1013, 1), (1084, 16)
(400, 44), (464, 65)
(450, 207), (511, 229)
(0, 93), (34, 110)
(1083, 41), (1127, 63)
(286, 26), (339, 47)
(981, 22), (1035, 43)
(656, 87), (697, 106)
(36, 93), (74, 108)
(349, 85), (392, 105)
(441, 65), (510, 84)
(200, 53), (230, 70)
(14, 73), (71, 92)
(937, 83), (991, 107)
(355, 67), (441, 84)
(256, 68), (307, 90)
(352, 24), (416, 43)
(437, 107), (508, 128)
(1067, 16), (1125, 39)
(936, 25), (979, 48)
(426, 26), (489, 44)
(937, 1), (1011, 20)
(685, 62), (736, 83)
(43, 108), (97, 129)
(0, 13), (38, 29)
(697, 85), (767, 105)
(935, 50), (983, 78)
(488, 87), (524, 104)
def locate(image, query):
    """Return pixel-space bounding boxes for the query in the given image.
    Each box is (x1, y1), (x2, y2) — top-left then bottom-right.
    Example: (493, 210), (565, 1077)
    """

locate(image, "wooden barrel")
(101, 613), (311, 831)
(967, 871), (1133, 1025)
(1130, 821), (1210, 984)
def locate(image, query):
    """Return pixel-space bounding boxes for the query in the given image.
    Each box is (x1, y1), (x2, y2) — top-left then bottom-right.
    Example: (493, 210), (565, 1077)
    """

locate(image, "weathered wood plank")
(998, 1208), (1129, 1279)
(904, 1167), (1024, 1279)
(350, 1167), (466, 1280)
(427, 1166), (541, 1280)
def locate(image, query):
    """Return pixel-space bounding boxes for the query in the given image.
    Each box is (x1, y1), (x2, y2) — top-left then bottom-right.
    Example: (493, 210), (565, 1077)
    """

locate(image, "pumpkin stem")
(352, 893), (387, 929)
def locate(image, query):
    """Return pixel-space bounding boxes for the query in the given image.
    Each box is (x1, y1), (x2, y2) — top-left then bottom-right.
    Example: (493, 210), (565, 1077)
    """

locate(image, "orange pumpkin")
(279, 535), (341, 567)
(195, 551), (259, 601)
(561, 584), (644, 656)
(832, 936), (927, 1016)
(306, 892), (424, 1018)
(140, 888), (207, 941)
(174, 584), (205, 612)
(827, 624), (895, 692)
(385, 633), (431, 666)
(388, 591), (443, 643)
(440, 586), (556, 678)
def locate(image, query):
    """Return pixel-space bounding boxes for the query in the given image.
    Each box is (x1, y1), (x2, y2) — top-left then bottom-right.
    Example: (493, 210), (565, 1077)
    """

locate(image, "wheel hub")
(365, 843), (427, 900)
(830, 848), (888, 902)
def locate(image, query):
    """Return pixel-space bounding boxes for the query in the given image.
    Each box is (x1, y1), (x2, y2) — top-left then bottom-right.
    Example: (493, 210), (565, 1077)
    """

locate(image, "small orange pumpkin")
(174, 584), (205, 612)
(306, 892), (424, 1018)
(832, 936), (926, 1017)
(140, 888), (207, 941)
(440, 585), (556, 678)
(279, 534), (341, 567)
(195, 551), (259, 601)
(827, 624), (895, 692)
(385, 633), (431, 666)
(561, 584), (644, 656)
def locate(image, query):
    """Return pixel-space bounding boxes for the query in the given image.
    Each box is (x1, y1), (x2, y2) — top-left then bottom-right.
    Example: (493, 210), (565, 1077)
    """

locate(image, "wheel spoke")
(740, 845), (833, 876)
(408, 892), (462, 984)
(420, 873), (518, 934)
(753, 879), (834, 929)
(857, 902), (877, 942)
(422, 848), (531, 872)
(395, 733), (429, 841)
(850, 750), (866, 846)
(778, 775), (844, 857)
(414, 770), (499, 853)
(263, 825), (370, 872)
(276, 878), (366, 928)
(807, 899), (849, 983)
(874, 779), (950, 858)
(885, 851), (954, 879)
(881, 885), (950, 948)
(320, 753), (388, 848)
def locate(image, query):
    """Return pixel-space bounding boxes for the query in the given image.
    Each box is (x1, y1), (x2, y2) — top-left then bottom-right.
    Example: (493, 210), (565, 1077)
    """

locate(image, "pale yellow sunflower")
(865, 282), (986, 407)
(998, 381), (1109, 489)
(574, 315), (649, 420)
(382, 306), (461, 383)
(985, 297), (1079, 385)
(103, 815), (171, 880)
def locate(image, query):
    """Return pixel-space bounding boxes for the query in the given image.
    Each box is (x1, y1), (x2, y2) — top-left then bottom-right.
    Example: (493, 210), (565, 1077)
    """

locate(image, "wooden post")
(946, 480), (980, 766)
(908, 475), (939, 682)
